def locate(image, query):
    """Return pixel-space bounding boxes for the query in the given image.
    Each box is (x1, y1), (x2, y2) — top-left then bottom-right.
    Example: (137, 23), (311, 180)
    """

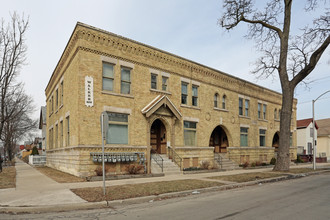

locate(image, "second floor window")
(151, 74), (157, 89)
(222, 95), (226, 109)
(102, 62), (114, 91)
(214, 93), (218, 108)
(181, 82), (188, 105)
(245, 100), (249, 116)
(258, 103), (261, 119)
(263, 104), (267, 120)
(162, 76), (168, 91)
(239, 98), (243, 115)
(121, 67), (131, 94)
(192, 85), (198, 106)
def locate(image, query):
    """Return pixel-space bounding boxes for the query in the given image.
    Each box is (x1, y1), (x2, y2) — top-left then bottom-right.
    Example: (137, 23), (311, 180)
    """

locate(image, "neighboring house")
(39, 106), (47, 154)
(297, 118), (318, 155)
(316, 118), (330, 162)
(45, 22), (298, 177)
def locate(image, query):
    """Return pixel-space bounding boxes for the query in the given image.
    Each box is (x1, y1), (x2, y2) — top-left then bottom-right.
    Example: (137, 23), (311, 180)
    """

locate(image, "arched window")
(214, 93), (219, 108)
(274, 109), (277, 120)
(222, 95), (226, 109)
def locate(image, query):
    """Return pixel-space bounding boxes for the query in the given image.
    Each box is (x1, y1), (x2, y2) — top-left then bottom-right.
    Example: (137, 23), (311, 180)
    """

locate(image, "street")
(1, 172), (329, 220)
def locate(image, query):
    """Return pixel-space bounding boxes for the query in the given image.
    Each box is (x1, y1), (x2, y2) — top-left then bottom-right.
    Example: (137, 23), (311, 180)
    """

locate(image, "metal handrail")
(151, 150), (164, 172)
(167, 146), (182, 170)
(214, 153), (222, 169)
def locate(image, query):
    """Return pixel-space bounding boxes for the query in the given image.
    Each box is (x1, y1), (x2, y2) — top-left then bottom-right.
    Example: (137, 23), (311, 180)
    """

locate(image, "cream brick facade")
(45, 23), (297, 177)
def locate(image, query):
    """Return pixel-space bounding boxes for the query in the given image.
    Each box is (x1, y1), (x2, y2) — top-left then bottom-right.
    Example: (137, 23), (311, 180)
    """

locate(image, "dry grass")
(36, 166), (86, 183)
(208, 172), (285, 183)
(71, 179), (224, 202)
(0, 166), (16, 189)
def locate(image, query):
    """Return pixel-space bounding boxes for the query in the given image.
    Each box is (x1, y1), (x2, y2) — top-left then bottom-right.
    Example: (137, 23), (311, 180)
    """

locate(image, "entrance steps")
(151, 154), (181, 175)
(215, 153), (240, 170)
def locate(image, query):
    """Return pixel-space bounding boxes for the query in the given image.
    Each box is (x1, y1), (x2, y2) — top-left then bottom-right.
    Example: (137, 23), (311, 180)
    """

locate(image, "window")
(274, 109), (277, 120)
(66, 116), (70, 146)
(181, 82), (188, 105)
(290, 132), (293, 146)
(263, 104), (267, 120)
(151, 74), (157, 89)
(55, 89), (58, 110)
(121, 67), (131, 94)
(214, 93), (218, 108)
(245, 100), (249, 116)
(192, 85), (198, 106)
(259, 129), (266, 147)
(308, 142), (312, 154)
(51, 96), (54, 113)
(49, 128), (53, 149)
(60, 81), (63, 106)
(279, 109), (281, 120)
(107, 113), (128, 144)
(239, 98), (243, 115)
(240, 127), (248, 146)
(102, 62), (114, 91)
(184, 121), (197, 146)
(55, 124), (58, 148)
(60, 121), (63, 148)
(162, 76), (168, 91)
(258, 103), (261, 119)
(222, 95), (226, 109)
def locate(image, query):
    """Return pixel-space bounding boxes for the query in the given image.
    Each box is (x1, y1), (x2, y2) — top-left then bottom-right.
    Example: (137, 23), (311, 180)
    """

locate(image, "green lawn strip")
(208, 172), (285, 183)
(36, 167), (86, 183)
(0, 166), (16, 189)
(71, 179), (224, 202)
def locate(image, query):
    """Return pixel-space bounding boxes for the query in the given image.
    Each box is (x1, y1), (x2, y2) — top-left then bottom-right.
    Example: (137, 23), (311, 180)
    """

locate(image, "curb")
(1, 170), (329, 214)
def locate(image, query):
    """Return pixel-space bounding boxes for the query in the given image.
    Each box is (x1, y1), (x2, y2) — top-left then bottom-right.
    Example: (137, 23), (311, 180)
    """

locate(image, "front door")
(150, 119), (167, 154)
(209, 126), (228, 153)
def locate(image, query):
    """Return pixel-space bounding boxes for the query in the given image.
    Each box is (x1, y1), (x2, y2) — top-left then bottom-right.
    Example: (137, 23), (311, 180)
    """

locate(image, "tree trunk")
(273, 88), (294, 171)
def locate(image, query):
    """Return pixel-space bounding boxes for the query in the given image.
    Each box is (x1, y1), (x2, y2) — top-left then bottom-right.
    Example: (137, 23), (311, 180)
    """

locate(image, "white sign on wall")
(85, 76), (94, 107)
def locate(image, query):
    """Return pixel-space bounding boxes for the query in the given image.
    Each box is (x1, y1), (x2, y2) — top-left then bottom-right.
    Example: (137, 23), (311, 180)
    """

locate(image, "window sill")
(214, 107), (229, 112)
(274, 119), (280, 122)
(181, 104), (201, 110)
(150, 88), (172, 95)
(239, 115), (251, 119)
(102, 91), (134, 99)
(258, 119), (268, 122)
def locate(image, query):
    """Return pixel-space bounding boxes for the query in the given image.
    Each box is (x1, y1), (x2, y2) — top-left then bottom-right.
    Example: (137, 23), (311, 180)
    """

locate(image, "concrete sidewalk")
(0, 159), (86, 207)
(1, 159), (329, 212)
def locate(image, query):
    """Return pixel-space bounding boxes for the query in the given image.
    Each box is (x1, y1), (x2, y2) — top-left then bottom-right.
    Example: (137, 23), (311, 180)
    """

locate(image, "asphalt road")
(1, 173), (329, 220)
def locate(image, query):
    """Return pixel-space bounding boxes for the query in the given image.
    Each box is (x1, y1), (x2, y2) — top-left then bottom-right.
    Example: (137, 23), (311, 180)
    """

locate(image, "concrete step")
(151, 154), (181, 175)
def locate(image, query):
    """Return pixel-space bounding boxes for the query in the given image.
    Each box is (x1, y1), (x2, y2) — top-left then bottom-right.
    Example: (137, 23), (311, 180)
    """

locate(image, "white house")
(297, 118), (318, 155)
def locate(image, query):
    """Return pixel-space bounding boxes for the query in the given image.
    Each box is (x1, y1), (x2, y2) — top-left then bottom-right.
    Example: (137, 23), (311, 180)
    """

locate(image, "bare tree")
(219, 0), (329, 171)
(0, 12), (29, 140)
(2, 86), (37, 160)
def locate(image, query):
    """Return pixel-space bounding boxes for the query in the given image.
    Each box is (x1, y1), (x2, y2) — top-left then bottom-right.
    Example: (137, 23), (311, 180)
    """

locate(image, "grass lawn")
(36, 166), (86, 183)
(208, 172), (285, 183)
(71, 179), (224, 202)
(0, 166), (16, 189)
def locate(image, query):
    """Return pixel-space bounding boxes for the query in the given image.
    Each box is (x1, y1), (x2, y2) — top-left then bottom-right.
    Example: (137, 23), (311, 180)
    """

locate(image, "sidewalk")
(0, 159), (85, 207)
(1, 159), (329, 213)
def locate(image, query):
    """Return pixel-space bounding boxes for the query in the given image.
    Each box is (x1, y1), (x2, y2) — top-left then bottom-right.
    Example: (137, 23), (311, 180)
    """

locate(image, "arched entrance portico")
(209, 126), (229, 153)
(150, 119), (167, 154)
(272, 132), (279, 152)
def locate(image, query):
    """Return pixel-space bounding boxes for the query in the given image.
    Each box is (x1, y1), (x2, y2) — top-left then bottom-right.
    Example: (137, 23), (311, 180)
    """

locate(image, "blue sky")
(1, 0), (329, 122)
